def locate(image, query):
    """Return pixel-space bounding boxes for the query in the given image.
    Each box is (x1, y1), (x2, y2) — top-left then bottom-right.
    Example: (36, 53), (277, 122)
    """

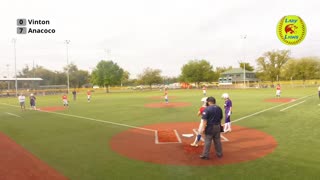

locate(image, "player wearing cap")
(164, 87), (168, 104)
(202, 86), (207, 96)
(276, 84), (281, 98)
(190, 97), (207, 147)
(18, 93), (26, 111)
(87, 90), (91, 102)
(199, 96), (223, 160)
(30, 93), (37, 110)
(222, 93), (232, 133)
(62, 94), (68, 107)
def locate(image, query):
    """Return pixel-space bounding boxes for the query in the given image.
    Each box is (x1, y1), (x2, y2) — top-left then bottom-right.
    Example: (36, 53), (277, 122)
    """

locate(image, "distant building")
(219, 68), (259, 85)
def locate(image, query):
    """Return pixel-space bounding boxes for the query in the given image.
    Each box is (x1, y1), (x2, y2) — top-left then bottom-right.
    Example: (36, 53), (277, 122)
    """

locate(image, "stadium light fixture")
(241, 35), (247, 88)
(65, 40), (70, 94)
(6, 64), (10, 90)
(12, 38), (17, 96)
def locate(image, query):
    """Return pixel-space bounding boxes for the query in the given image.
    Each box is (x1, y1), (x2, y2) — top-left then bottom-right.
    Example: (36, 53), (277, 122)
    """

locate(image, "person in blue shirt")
(199, 96), (223, 160)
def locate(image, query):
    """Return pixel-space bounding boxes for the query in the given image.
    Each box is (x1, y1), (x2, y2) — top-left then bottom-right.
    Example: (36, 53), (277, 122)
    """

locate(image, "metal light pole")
(33, 60), (35, 90)
(65, 40), (70, 94)
(12, 38), (17, 96)
(241, 35), (247, 88)
(6, 64), (10, 90)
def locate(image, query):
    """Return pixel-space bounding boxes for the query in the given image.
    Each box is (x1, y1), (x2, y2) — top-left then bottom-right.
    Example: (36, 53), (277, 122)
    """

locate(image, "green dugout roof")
(221, 68), (254, 75)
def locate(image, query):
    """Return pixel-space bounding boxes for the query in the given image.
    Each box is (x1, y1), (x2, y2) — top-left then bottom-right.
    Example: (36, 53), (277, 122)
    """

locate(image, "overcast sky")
(1, 0), (320, 78)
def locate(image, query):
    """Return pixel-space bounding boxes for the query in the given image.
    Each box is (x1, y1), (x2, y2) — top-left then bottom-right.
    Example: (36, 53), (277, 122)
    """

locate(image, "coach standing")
(200, 96), (223, 160)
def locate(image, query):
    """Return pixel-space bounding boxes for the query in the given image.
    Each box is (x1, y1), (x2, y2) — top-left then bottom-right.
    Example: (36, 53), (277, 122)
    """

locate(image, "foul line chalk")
(5, 112), (21, 118)
(280, 100), (306, 111)
(0, 103), (155, 132)
(232, 94), (313, 124)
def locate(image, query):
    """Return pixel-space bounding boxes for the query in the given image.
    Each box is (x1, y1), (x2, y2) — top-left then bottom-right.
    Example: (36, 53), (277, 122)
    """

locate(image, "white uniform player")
(18, 94), (26, 110)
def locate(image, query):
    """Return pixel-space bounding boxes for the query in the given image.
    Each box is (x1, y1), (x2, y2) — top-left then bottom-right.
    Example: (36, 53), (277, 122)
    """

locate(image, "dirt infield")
(144, 102), (192, 108)
(157, 130), (180, 143)
(264, 98), (296, 103)
(38, 106), (66, 112)
(0, 133), (68, 180)
(149, 96), (177, 100)
(110, 122), (277, 166)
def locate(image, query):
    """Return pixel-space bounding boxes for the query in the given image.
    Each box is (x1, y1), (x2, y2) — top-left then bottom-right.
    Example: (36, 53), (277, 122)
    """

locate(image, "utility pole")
(241, 35), (247, 88)
(12, 38), (17, 96)
(6, 64), (10, 90)
(33, 60), (35, 90)
(65, 40), (70, 94)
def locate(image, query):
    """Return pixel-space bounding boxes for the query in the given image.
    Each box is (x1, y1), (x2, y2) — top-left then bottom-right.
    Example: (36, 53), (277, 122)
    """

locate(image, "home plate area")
(154, 129), (228, 145)
(110, 122), (277, 166)
(155, 130), (182, 144)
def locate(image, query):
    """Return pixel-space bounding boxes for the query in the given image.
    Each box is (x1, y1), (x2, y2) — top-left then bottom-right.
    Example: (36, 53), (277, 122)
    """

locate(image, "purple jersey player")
(222, 93), (232, 133)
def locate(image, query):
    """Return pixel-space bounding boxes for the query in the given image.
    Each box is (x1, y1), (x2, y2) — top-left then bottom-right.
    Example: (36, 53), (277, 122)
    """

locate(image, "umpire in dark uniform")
(200, 96), (223, 160)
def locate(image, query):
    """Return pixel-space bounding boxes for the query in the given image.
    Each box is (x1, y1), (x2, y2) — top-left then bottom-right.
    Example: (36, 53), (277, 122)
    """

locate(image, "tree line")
(2, 49), (319, 92)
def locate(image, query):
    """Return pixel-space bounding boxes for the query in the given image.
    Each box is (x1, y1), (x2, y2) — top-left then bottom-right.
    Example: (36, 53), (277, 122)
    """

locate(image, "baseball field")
(0, 87), (319, 180)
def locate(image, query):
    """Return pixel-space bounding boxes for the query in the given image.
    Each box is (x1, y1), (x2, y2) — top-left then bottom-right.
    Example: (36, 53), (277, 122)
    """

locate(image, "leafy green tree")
(0, 82), (7, 91)
(126, 79), (138, 86)
(121, 71), (130, 86)
(179, 59), (215, 87)
(256, 50), (290, 82)
(63, 63), (89, 88)
(283, 57), (320, 81)
(163, 76), (179, 84)
(239, 62), (254, 71)
(17, 65), (67, 87)
(91, 60), (124, 93)
(137, 68), (162, 88)
(214, 66), (233, 81)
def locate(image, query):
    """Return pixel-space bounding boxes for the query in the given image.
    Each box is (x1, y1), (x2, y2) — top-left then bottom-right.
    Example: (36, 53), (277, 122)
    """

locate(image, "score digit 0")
(17, 19), (26, 26)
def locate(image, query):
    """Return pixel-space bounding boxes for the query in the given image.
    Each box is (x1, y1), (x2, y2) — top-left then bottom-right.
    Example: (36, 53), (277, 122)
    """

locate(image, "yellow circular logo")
(276, 15), (307, 45)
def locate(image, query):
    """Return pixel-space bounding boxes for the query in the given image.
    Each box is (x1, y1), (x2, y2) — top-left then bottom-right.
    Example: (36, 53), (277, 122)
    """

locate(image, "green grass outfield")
(0, 87), (319, 180)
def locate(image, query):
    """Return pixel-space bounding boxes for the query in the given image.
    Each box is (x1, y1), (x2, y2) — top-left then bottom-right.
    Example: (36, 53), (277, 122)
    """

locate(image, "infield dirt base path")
(264, 98), (296, 103)
(0, 133), (68, 180)
(110, 122), (277, 166)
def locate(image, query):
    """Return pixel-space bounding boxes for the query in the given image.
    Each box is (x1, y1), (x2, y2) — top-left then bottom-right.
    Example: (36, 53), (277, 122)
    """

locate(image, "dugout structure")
(0, 78), (42, 97)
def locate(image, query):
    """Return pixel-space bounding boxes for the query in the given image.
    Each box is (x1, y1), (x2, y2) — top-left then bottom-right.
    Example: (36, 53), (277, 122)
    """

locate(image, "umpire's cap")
(206, 96), (216, 104)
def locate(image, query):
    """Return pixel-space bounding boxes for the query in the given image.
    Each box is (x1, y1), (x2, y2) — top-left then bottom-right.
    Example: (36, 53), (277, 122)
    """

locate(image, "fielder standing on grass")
(29, 94), (36, 110)
(62, 94), (69, 107)
(87, 90), (91, 102)
(200, 96), (223, 160)
(164, 87), (168, 104)
(190, 97), (207, 147)
(18, 93), (26, 111)
(318, 85), (320, 99)
(202, 85), (207, 96)
(276, 84), (281, 98)
(222, 93), (232, 133)
(72, 89), (77, 101)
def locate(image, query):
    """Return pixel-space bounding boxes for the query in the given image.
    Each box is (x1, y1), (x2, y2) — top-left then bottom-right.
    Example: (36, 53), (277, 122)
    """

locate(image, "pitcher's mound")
(38, 106), (66, 112)
(144, 102), (191, 108)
